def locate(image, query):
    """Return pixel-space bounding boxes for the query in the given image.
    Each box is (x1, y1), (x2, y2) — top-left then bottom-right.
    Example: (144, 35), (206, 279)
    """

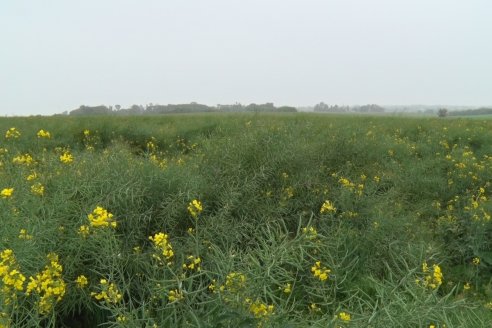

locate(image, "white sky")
(1, 0), (491, 116)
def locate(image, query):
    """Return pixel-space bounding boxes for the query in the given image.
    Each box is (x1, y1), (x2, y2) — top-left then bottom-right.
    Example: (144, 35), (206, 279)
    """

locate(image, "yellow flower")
(149, 232), (174, 263)
(302, 226), (318, 240)
(26, 172), (38, 181)
(87, 206), (116, 228)
(26, 253), (66, 314)
(248, 299), (274, 318)
(283, 283), (292, 294)
(208, 279), (217, 293)
(1, 188), (13, 199)
(5, 127), (20, 139)
(420, 262), (443, 289)
(464, 282), (471, 291)
(309, 303), (320, 312)
(311, 261), (331, 281)
(472, 257), (480, 266)
(187, 199), (203, 218)
(0, 249), (26, 305)
(18, 229), (33, 240)
(31, 183), (44, 196)
(12, 154), (34, 166)
(338, 312), (351, 322)
(78, 225), (90, 237)
(36, 129), (51, 139)
(75, 275), (88, 288)
(182, 255), (201, 271)
(320, 200), (336, 214)
(91, 279), (122, 304)
(168, 289), (184, 302)
(222, 272), (246, 293)
(282, 186), (294, 199)
(59, 152), (74, 164)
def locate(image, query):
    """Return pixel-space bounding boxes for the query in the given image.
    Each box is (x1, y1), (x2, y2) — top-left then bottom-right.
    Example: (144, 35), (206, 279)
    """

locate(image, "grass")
(0, 113), (491, 327)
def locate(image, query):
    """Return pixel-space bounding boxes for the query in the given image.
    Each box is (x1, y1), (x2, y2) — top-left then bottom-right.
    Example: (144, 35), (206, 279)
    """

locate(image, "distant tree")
(437, 108), (448, 118)
(115, 105), (121, 111)
(313, 102), (329, 112)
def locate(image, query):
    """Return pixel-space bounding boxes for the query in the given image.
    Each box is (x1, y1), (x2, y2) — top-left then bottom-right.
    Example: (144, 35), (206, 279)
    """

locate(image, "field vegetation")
(0, 114), (491, 327)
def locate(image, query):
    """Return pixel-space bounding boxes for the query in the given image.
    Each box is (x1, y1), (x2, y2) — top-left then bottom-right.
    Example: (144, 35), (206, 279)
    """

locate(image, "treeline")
(67, 102), (297, 116)
(447, 107), (492, 116)
(313, 102), (385, 113)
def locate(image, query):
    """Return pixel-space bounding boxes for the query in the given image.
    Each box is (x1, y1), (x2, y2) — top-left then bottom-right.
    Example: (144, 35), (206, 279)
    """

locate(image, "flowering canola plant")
(0, 188), (13, 199)
(59, 151), (74, 164)
(311, 261), (331, 281)
(88, 206), (116, 228)
(36, 129), (51, 139)
(188, 199), (203, 218)
(0, 249), (26, 305)
(5, 127), (20, 139)
(149, 232), (174, 264)
(320, 200), (336, 214)
(75, 275), (88, 288)
(91, 279), (122, 304)
(417, 262), (443, 289)
(26, 253), (66, 315)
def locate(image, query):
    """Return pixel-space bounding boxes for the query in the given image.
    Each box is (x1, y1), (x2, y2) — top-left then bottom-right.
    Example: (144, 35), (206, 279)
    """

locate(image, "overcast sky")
(1, 0), (491, 116)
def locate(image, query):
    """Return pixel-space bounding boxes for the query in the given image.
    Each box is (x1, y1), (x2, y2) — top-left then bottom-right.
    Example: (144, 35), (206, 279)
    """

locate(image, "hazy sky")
(1, 0), (491, 116)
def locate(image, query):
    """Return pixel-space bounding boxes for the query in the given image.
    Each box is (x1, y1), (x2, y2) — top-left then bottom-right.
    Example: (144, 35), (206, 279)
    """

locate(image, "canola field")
(0, 114), (491, 327)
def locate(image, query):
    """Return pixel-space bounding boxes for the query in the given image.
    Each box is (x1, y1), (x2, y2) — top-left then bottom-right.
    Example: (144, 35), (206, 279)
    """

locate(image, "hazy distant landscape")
(37, 103), (492, 118)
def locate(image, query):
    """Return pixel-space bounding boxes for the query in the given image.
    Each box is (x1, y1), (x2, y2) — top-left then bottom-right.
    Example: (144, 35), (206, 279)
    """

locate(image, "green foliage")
(0, 114), (491, 327)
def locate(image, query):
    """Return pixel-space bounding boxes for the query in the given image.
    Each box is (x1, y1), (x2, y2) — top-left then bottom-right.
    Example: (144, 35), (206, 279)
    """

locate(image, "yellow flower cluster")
(31, 182), (44, 196)
(463, 187), (490, 221)
(168, 289), (184, 302)
(146, 139), (167, 168)
(88, 206), (116, 228)
(12, 154), (34, 166)
(0, 188), (13, 199)
(91, 279), (122, 304)
(82, 129), (97, 151)
(5, 127), (20, 139)
(311, 261), (331, 281)
(182, 255), (201, 271)
(75, 275), (88, 288)
(18, 229), (33, 240)
(338, 311), (351, 322)
(78, 225), (90, 237)
(302, 226), (318, 240)
(187, 199), (203, 218)
(59, 151), (74, 164)
(282, 283), (292, 294)
(320, 200), (336, 214)
(0, 249), (26, 305)
(417, 262), (443, 289)
(149, 232), (174, 264)
(36, 129), (51, 139)
(246, 298), (274, 318)
(338, 177), (364, 196)
(26, 171), (38, 181)
(282, 186), (295, 200)
(473, 257), (480, 266)
(218, 272), (246, 293)
(26, 253), (66, 314)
